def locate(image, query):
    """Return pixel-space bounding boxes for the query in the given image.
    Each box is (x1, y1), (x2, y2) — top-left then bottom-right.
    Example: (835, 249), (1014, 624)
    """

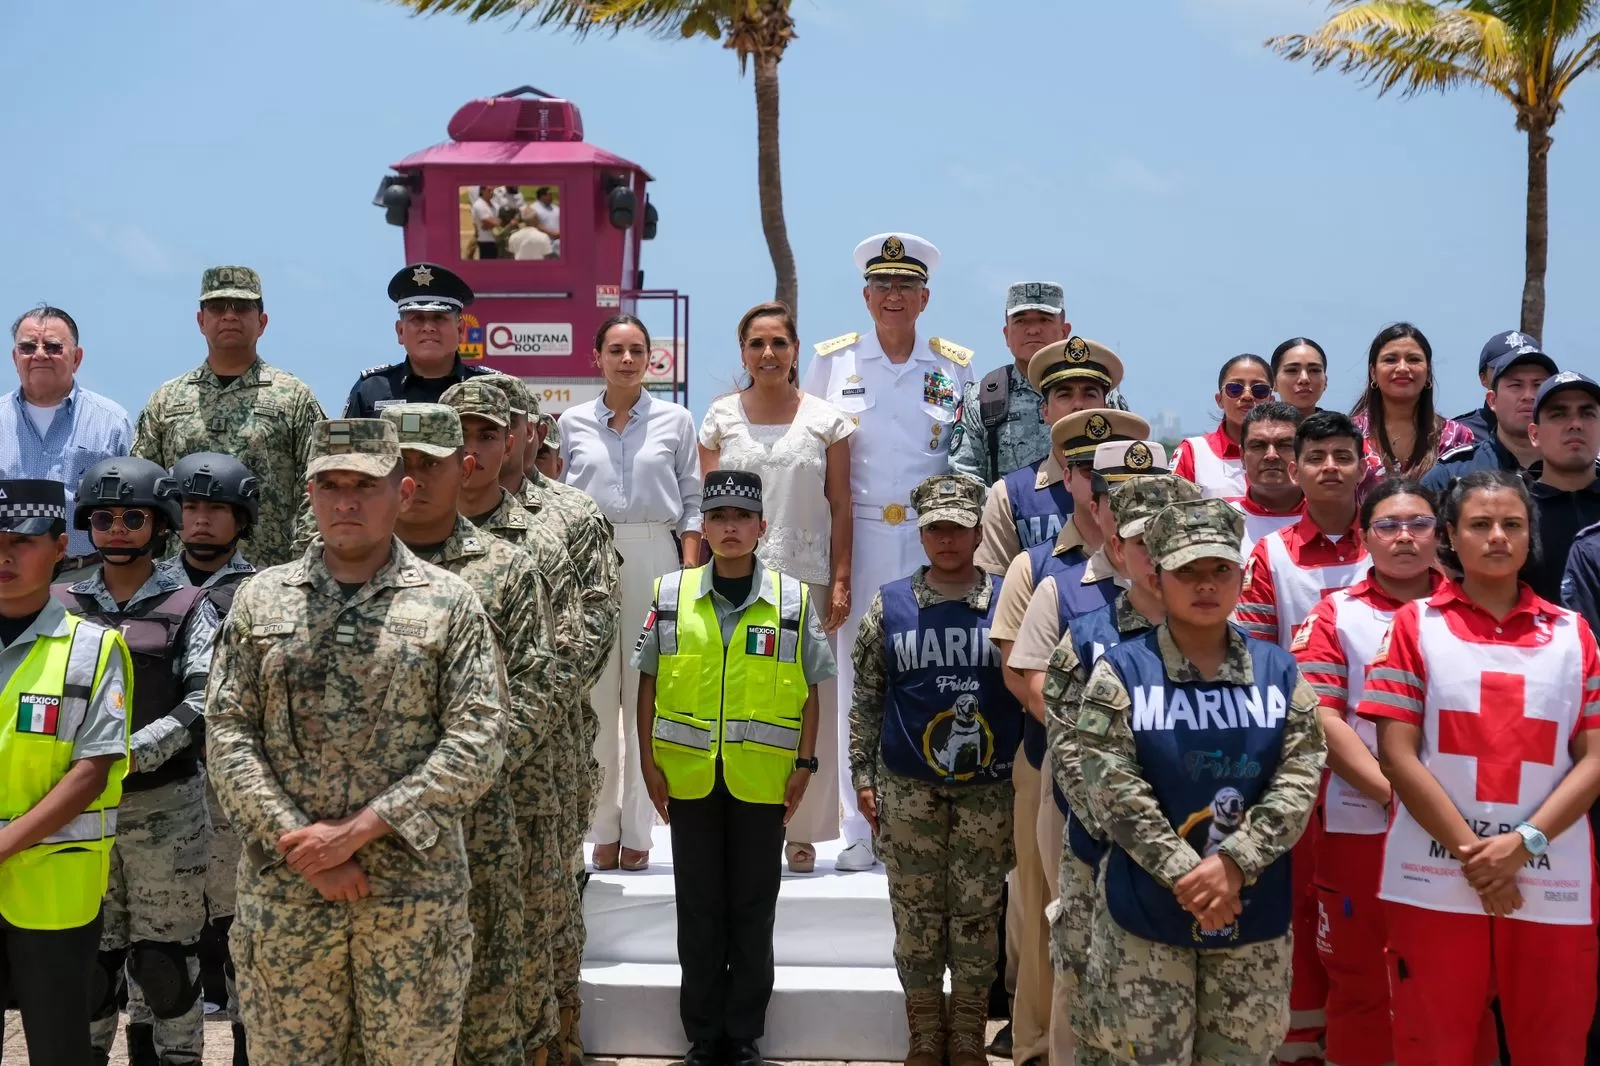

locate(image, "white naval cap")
(854, 233), (940, 281)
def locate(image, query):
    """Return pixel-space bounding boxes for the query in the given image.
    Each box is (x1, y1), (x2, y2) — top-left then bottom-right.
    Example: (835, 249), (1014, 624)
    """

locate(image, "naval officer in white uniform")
(801, 231), (977, 871)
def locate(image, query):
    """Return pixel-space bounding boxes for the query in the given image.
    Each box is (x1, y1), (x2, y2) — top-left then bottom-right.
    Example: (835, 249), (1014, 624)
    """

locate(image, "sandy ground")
(3, 1010), (993, 1064)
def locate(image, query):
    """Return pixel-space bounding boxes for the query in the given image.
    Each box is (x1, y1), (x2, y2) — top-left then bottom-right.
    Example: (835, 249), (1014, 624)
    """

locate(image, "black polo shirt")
(1530, 471), (1600, 602)
(341, 356), (500, 418)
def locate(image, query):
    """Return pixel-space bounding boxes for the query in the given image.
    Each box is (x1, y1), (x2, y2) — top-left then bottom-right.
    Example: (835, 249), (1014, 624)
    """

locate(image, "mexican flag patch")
(18, 693), (61, 735)
(745, 626), (777, 657)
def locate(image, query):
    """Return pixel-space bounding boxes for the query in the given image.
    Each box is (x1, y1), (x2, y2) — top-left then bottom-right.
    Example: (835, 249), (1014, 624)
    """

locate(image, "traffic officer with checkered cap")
(342, 263), (502, 418)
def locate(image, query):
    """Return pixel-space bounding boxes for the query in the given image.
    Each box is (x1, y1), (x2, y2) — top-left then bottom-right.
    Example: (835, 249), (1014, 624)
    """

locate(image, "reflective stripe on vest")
(0, 615), (128, 930)
(651, 566), (809, 805)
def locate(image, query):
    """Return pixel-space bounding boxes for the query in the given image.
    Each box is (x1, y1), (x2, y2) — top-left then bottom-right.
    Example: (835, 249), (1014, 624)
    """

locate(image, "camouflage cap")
(200, 266), (262, 302)
(439, 379), (509, 427)
(1005, 281), (1064, 317)
(1109, 473), (1202, 539)
(380, 403), (463, 458)
(538, 412), (561, 450)
(305, 419), (401, 478)
(478, 373), (540, 419)
(911, 473), (986, 528)
(1144, 498), (1245, 570)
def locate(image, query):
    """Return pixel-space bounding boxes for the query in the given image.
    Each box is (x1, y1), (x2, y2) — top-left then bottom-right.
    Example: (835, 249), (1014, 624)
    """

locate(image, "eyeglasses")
(201, 299), (259, 315)
(89, 509), (150, 532)
(868, 278), (925, 295)
(1223, 382), (1274, 400)
(1369, 516), (1437, 539)
(15, 341), (67, 356)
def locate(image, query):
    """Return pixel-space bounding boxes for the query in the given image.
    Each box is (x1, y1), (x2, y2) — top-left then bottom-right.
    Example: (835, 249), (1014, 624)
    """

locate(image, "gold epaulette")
(930, 337), (973, 367)
(813, 332), (860, 358)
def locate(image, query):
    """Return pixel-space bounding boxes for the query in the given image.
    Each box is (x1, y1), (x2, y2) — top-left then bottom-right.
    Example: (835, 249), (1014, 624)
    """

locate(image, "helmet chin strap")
(182, 537), (238, 563)
(101, 541), (158, 565)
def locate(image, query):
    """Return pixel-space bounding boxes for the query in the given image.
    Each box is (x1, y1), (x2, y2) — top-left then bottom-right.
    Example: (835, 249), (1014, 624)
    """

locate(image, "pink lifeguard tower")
(373, 86), (688, 413)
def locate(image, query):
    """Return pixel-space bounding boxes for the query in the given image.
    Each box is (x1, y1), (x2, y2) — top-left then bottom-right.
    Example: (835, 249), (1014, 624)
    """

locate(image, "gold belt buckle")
(882, 502), (906, 525)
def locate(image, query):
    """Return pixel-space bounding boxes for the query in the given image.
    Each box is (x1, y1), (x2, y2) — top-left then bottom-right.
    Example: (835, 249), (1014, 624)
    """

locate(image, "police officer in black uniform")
(341, 262), (500, 417)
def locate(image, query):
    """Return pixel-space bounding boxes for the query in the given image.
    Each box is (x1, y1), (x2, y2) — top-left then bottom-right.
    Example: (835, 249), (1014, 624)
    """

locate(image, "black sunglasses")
(15, 340), (67, 356)
(89, 509), (150, 532)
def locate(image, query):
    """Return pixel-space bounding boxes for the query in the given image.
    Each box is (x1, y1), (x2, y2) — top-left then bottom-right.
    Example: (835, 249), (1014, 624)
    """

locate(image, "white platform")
(581, 827), (911, 1060)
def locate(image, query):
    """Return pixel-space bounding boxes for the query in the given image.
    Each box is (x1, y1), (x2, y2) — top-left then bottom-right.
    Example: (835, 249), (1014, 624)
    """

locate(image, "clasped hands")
(276, 811), (384, 903)
(1458, 832), (1528, 917)
(1173, 853), (1245, 933)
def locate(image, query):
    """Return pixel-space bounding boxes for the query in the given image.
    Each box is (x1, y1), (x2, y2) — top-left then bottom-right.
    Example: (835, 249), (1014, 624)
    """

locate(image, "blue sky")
(3, 0), (1596, 433)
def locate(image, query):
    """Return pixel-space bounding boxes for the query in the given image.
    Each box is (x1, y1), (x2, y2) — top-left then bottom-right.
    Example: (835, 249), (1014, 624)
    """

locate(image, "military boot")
(946, 991), (989, 1066)
(126, 1023), (159, 1066)
(902, 989), (945, 1066)
(564, 1000), (586, 1066)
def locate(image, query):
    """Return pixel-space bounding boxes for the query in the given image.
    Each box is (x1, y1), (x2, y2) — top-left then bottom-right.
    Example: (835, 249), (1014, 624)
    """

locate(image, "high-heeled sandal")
(591, 841), (620, 871)
(620, 846), (650, 871)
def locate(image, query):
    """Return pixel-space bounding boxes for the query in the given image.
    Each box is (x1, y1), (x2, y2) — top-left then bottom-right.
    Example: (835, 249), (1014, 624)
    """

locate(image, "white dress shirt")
(561, 389), (703, 534)
(801, 328), (974, 517)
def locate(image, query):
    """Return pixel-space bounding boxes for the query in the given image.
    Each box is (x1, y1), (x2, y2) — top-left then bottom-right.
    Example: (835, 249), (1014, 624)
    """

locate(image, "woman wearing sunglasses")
(1349, 323), (1474, 500)
(1359, 471), (1600, 1065)
(52, 457), (223, 1064)
(1291, 479), (1447, 1066)
(1173, 354), (1273, 499)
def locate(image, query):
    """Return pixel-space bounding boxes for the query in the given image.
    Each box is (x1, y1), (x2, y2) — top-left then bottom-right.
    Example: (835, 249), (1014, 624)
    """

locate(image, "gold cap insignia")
(1087, 414), (1112, 440)
(1126, 441), (1154, 470)
(882, 236), (905, 261)
(412, 265), (434, 286)
(1066, 337), (1090, 363)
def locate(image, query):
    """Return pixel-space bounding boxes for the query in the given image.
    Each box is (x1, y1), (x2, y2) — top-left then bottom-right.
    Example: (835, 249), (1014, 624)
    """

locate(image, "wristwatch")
(1513, 821), (1549, 858)
(794, 756), (819, 773)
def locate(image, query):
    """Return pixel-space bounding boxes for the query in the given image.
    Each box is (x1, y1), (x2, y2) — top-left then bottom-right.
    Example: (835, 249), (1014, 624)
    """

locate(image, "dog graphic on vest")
(930, 693), (987, 779)
(1202, 787), (1246, 857)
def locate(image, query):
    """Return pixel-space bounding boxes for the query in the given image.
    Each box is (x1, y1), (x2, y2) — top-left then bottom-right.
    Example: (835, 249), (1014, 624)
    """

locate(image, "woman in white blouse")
(699, 301), (854, 872)
(563, 314), (704, 871)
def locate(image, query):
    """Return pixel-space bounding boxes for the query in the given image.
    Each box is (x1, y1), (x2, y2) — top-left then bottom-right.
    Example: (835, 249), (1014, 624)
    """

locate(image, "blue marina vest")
(1003, 461), (1071, 552)
(1059, 602), (1150, 864)
(879, 575), (1023, 785)
(1021, 550), (1116, 770)
(1098, 630), (1297, 948)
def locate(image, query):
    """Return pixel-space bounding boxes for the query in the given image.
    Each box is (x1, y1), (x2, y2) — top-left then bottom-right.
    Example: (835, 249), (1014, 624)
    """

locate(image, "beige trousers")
(1009, 747), (1052, 1065)
(784, 581), (841, 845)
(1038, 747), (1076, 1066)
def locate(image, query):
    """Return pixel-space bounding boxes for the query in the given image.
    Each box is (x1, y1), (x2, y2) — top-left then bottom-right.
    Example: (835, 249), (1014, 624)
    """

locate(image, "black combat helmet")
(74, 457), (179, 531)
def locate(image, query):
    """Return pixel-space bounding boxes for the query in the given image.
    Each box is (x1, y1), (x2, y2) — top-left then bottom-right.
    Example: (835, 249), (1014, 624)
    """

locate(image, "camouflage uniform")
(131, 269), (325, 569)
(1076, 500), (1324, 1064)
(383, 402), (568, 1066)
(204, 419), (508, 1066)
(444, 382), (590, 1055)
(65, 565), (221, 1064)
(850, 475), (1015, 1066)
(159, 549), (258, 1035)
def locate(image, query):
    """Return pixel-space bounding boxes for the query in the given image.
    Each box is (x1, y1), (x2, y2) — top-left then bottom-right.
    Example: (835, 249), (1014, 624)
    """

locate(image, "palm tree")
(392, 0), (802, 319)
(1268, 1), (1600, 337)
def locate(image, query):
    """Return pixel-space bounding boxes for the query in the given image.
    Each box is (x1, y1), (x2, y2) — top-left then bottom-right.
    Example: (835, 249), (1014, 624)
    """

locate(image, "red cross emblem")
(1437, 671), (1559, 804)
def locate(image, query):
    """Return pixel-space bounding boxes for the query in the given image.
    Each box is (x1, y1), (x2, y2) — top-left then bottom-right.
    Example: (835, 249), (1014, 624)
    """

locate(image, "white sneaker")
(834, 839), (877, 872)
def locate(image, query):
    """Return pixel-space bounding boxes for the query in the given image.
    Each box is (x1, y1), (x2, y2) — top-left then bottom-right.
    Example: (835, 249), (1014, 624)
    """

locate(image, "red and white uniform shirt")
(1358, 583), (1600, 925)
(1173, 425), (1244, 500)
(1227, 493), (1305, 559)
(1293, 571), (1443, 835)
(1234, 512), (1369, 649)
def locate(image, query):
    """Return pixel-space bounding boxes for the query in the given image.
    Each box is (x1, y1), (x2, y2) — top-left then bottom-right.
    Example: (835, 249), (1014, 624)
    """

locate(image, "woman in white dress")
(699, 301), (855, 872)
(564, 314), (704, 871)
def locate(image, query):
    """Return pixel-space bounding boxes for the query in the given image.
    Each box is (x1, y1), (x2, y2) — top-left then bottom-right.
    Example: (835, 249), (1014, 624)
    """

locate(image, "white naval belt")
(856, 503), (918, 526)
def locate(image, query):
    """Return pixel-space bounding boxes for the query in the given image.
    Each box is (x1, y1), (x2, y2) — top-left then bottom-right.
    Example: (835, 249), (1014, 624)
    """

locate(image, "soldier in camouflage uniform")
(1076, 498), (1325, 1065)
(850, 474), (1023, 1066)
(533, 412), (563, 480)
(204, 418), (508, 1066)
(1040, 471), (1199, 1066)
(438, 379), (593, 1061)
(948, 283), (1129, 486)
(381, 402), (566, 1066)
(479, 375), (620, 1066)
(132, 267), (326, 568)
(55, 457), (221, 1066)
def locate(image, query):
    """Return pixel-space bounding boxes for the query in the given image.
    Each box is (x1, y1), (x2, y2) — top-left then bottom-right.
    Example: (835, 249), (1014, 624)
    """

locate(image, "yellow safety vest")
(651, 566), (809, 805)
(0, 614), (130, 930)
